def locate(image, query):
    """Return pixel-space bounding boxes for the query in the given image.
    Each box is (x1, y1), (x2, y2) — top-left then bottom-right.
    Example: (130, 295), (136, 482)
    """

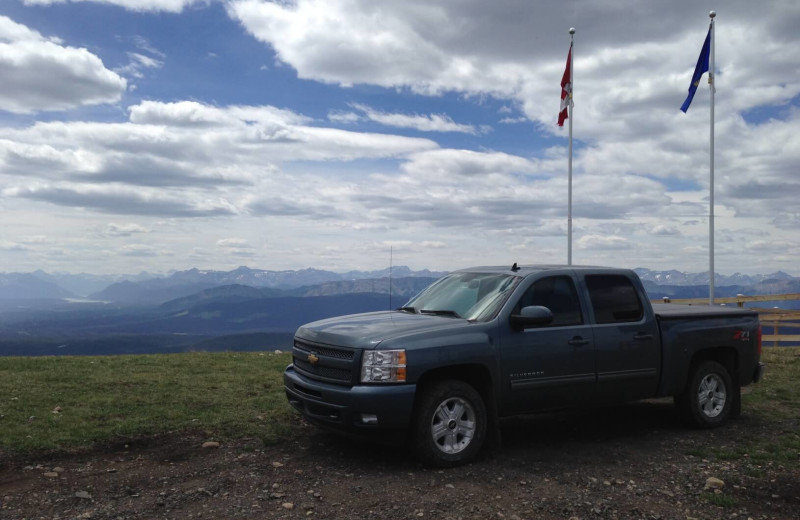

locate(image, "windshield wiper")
(398, 306), (418, 314)
(419, 309), (463, 318)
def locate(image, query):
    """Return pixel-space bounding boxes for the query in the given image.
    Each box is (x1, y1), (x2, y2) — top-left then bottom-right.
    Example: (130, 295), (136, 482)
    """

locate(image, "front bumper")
(284, 364), (417, 443)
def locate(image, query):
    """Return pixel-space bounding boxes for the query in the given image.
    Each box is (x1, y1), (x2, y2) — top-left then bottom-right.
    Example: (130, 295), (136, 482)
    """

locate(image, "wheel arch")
(689, 346), (739, 379)
(672, 345), (739, 395)
(414, 364), (494, 407)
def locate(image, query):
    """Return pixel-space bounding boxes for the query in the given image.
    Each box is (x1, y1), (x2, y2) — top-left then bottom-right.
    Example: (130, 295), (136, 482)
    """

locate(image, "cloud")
(650, 225), (681, 237)
(0, 16), (126, 113)
(350, 103), (480, 134)
(5, 183), (238, 217)
(576, 235), (631, 251)
(226, 1), (800, 239)
(216, 238), (257, 257)
(119, 244), (158, 257)
(499, 117), (527, 124)
(23, 0), (204, 13)
(217, 238), (251, 248)
(328, 110), (361, 124)
(0, 100), (438, 219)
(114, 52), (164, 79)
(101, 223), (150, 237)
(0, 240), (32, 252)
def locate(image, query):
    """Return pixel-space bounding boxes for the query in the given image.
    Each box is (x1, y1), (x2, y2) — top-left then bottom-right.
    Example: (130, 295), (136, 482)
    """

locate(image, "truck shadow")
(499, 398), (682, 447)
(301, 398), (698, 469)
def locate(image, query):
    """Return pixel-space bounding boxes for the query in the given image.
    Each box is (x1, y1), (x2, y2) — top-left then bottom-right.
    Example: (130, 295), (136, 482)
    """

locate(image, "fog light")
(360, 413), (378, 425)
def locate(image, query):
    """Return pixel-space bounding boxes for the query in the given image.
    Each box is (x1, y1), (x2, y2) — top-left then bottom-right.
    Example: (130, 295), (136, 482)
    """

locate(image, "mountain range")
(1, 266), (796, 302)
(1, 265), (797, 356)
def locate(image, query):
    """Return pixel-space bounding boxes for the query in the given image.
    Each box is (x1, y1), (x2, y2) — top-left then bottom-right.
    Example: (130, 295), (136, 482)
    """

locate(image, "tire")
(675, 360), (733, 428)
(412, 379), (487, 467)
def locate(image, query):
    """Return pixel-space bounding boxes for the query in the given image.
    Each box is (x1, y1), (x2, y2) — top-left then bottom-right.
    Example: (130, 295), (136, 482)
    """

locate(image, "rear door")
(499, 274), (596, 413)
(583, 274), (660, 402)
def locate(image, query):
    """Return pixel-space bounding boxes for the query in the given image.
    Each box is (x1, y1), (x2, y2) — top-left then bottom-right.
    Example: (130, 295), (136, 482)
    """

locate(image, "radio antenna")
(388, 245), (393, 311)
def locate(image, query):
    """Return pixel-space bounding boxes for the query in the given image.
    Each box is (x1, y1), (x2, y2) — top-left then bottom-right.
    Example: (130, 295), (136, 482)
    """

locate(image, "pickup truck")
(284, 265), (765, 466)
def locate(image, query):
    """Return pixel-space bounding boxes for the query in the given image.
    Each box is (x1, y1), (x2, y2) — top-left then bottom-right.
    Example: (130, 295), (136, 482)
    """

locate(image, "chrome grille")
(292, 339), (357, 385)
(294, 340), (354, 360)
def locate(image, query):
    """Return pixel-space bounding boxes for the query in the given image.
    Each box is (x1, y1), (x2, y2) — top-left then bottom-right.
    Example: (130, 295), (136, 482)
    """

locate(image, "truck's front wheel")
(676, 360), (733, 428)
(412, 380), (487, 467)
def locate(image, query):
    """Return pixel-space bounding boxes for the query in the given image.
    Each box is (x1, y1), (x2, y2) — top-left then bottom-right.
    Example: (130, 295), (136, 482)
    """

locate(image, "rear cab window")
(585, 274), (644, 324)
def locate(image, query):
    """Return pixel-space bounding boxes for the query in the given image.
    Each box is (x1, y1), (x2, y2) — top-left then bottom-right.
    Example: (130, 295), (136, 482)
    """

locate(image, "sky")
(0, 0), (798, 276)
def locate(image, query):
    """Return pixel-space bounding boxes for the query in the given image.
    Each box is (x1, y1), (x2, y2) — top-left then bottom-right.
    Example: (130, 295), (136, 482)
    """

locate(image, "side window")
(514, 276), (583, 326)
(585, 275), (644, 324)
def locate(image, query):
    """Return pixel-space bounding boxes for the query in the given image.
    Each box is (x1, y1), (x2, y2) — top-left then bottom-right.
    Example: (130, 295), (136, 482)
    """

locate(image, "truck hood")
(294, 310), (472, 349)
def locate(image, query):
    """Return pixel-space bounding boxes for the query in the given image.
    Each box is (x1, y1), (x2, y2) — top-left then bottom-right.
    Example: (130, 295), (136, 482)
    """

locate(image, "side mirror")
(510, 305), (553, 330)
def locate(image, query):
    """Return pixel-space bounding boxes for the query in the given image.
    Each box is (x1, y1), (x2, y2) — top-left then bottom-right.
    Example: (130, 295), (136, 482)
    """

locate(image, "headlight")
(361, 349), (407, 383)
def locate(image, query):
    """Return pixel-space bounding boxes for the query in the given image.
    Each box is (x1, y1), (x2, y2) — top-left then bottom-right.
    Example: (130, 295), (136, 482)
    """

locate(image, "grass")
(702, 492), (738, 508)
(0, 351), (296, 455)
(0, 347), (798, 460)
(695, 347), (800, 467)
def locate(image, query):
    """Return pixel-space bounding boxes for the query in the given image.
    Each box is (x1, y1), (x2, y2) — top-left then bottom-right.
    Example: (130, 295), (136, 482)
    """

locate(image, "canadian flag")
(558, 47), (572, 127)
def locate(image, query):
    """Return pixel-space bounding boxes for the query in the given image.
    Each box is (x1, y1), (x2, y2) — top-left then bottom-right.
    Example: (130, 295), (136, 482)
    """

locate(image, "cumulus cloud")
(114, 52), (164, 79)
(328, 110), (361, 124)
(226, 0), (800, 235)
(0, 16), (126, 113)
(101, 223), (150, 237)
(576, 235), (631, 251)
(4, 183), (238, 217)
(0, 100), (438, 219)
(350, 103), (480, 134)
(3, 1), (799, 275)
(119, 244), (158, 257)
(23, 0), (204, 13)
(217, 238), (257, 257)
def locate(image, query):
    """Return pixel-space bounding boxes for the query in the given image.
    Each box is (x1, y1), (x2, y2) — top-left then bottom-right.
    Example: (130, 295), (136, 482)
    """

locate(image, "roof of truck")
(453, 264), (621, 276)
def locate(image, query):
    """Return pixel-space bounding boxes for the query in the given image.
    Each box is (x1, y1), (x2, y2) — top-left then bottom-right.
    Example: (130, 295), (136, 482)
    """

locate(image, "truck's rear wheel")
(412, 380), (486, 467)
(676, 360), (733, 428)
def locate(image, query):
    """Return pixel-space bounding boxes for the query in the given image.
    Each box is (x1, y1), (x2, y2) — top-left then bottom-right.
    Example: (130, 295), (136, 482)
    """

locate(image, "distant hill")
(90, 279), (221, 305)
(88, 266), (445, 305)
(30, 270), (156, 297)
(0, 273), (76, 300)
(159, 284), (284, 314)
(634, 268), (795, 287)
(288, 276), (435, 298)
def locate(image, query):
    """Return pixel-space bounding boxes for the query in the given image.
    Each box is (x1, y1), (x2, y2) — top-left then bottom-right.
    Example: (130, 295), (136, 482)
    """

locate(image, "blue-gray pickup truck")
(285, 265), (765, 466)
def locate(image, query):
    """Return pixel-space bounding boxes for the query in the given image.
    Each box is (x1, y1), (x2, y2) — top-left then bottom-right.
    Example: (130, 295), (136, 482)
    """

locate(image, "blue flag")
(680, 26), (711, 113)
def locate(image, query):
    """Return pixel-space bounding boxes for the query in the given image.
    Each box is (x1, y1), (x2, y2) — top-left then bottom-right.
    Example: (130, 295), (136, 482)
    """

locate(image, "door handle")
(568, 337), (590, 347)
(634, 333), (654, 341)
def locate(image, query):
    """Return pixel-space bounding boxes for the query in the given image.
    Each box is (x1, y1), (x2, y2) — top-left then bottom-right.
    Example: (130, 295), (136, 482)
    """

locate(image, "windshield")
(402, 272), (521, 322)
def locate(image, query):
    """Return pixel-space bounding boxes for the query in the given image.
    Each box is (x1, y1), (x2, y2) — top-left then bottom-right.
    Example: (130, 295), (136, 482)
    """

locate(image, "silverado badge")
(307, 353), (319, 365)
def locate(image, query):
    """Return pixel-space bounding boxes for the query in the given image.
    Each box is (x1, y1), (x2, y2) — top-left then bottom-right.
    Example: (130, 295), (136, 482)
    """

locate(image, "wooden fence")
(652, 293), (800, 347)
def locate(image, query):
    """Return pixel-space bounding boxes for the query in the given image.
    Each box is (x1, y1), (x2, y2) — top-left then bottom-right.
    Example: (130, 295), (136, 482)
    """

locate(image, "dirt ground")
(2, 400), (799, 520)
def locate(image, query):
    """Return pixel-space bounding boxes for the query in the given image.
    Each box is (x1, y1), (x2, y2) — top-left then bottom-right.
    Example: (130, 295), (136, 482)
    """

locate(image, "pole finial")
(569, 27), (576, 35)
(709, 10), (716, 18)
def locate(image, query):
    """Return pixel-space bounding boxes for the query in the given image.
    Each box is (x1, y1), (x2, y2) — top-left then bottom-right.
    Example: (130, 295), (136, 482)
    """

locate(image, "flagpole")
(709, 11), (716, 304)
(568, 27), (575, 266)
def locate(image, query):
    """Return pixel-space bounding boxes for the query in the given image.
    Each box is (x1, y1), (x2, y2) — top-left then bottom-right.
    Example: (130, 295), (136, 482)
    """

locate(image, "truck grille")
(292, 339), (358, 385)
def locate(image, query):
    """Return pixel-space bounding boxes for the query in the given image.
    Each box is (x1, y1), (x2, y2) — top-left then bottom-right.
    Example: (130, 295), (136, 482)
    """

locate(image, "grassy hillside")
(0, 351), (295, 454)
(0, 348), (798, 461)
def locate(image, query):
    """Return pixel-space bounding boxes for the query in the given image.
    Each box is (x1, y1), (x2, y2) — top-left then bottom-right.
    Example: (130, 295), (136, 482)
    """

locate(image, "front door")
(499, 275), (596, 413)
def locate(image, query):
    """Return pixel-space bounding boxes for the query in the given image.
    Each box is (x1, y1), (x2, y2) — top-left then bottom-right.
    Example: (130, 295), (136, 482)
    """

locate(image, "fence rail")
(652, 293), (800, 347)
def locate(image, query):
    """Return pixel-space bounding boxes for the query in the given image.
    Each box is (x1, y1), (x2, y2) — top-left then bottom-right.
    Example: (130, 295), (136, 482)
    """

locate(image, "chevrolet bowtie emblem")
(308, 353), (319, 365)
